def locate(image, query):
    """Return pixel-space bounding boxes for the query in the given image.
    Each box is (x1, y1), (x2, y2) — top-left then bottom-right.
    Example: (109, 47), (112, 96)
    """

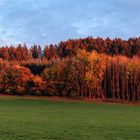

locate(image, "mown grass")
(0, 96), (140, 140)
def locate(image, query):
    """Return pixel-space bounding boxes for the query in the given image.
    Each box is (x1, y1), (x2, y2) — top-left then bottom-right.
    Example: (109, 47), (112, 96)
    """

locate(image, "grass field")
(0, 96), (140, 140)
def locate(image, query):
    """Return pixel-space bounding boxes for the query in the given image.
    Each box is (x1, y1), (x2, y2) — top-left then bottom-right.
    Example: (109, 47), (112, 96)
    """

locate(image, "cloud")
(0, 0), (6, 5)
(0, 0), (140, 46)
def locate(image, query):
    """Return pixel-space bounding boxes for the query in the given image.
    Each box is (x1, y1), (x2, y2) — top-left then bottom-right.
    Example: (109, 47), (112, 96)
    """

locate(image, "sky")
(0, 0), (140, 46)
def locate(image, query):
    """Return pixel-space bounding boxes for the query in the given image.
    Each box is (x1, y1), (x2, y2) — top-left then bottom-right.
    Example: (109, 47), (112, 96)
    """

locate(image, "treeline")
(0, 37), (140, 61)
(0, 49), (140, 101)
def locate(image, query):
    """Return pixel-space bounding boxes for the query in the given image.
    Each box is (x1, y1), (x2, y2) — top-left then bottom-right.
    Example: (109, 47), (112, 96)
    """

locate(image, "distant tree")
(30, 45), (42, 59)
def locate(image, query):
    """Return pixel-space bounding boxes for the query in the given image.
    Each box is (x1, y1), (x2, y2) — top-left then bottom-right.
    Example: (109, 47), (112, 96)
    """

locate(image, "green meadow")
(0, 96), (140, 140)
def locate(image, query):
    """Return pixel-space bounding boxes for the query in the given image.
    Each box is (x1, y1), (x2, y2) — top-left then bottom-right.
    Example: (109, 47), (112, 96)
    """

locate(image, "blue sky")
(0, 0), (140, 46)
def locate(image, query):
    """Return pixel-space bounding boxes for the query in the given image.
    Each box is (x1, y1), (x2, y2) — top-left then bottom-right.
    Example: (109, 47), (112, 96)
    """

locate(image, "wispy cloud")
(0, 0), (6, 5)
(0, 0), (140, 46)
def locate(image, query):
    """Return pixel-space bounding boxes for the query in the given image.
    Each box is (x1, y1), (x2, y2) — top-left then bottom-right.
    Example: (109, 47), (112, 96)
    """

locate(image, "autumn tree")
(0, 64), (32, 95)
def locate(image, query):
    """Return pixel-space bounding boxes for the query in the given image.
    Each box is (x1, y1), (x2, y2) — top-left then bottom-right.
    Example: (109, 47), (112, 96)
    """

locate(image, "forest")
(0, 37), (140, 101)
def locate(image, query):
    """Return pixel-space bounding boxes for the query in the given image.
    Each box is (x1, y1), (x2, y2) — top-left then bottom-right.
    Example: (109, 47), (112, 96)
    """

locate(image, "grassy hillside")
(0, 96), (140, 140)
